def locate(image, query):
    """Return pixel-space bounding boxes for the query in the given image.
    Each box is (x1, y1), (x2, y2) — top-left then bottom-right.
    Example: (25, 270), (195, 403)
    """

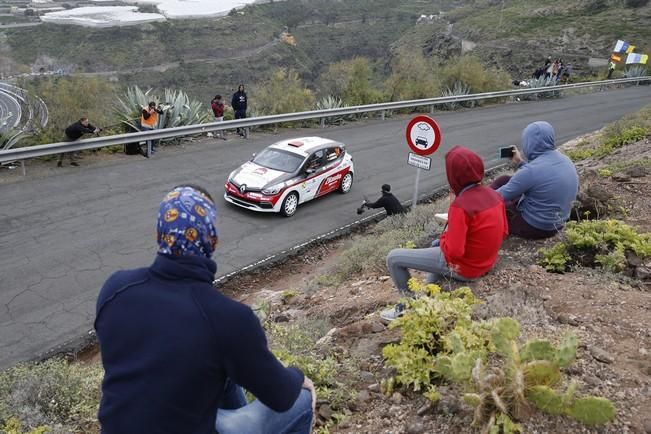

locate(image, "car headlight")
(262, 183), (285, 195)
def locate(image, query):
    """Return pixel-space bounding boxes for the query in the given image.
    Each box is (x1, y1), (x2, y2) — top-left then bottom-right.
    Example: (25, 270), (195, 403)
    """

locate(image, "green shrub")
(268, 320), (355, 412)
(566, 124), (648, 161)
(254, 68), (315, 116)
(318, 204), (442, 285)
(0, 358), (102, 432)
(439, 55), (512, 97)
(385, 50), (440, 101)
(19, 76), (118, 145)
(318, 58), (385, 106)
(540, 220), (651, 272)
(382, 280), (617, 431)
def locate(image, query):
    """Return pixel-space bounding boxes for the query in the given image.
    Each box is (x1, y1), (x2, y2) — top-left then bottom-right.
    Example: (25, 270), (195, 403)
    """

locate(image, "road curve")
(0, 89), (21, 133)
(1, 86), (650, 368)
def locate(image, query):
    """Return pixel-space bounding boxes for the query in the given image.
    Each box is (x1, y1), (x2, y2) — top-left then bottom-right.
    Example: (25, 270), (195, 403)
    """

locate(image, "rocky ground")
(219, 133), (651, 434)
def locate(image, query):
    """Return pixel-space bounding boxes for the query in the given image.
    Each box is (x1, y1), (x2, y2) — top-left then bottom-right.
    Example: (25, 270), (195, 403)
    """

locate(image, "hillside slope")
(2, 0), (649, 99)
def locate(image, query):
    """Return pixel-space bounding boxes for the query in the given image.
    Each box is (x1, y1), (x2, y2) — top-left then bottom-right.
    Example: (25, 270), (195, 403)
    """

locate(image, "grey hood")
(521, 121), (556, 161)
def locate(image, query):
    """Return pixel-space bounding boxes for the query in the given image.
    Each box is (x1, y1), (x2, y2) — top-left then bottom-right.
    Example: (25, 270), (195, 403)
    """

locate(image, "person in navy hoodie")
(95, 184), (315, 434)
(492, 121), (579, 239)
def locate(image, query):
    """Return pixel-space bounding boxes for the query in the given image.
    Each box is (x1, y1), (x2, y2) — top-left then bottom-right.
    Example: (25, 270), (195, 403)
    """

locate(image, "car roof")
(268, 137), (342, 157)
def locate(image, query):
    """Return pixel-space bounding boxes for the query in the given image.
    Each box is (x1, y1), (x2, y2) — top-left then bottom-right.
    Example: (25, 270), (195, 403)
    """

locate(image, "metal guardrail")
(0, 76), (649, 165)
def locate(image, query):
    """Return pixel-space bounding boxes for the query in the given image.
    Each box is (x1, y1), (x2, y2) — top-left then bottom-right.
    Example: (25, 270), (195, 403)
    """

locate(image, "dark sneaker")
(70, 161), (80, 166)
(380, 303), (405, 323)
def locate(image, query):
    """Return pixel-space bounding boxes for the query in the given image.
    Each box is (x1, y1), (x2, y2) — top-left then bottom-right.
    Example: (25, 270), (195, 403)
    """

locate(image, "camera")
(356, 199), (367, 215)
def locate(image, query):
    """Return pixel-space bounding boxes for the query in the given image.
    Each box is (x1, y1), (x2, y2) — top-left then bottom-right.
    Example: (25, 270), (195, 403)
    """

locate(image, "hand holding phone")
(499, 146), (515, 159)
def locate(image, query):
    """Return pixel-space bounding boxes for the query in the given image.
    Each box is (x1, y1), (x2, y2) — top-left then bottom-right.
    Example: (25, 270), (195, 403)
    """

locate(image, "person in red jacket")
(381, 146), (508, 322)
(211, 94), (227, 140)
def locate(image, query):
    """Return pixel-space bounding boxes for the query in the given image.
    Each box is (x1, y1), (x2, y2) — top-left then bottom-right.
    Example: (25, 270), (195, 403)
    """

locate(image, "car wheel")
(339, 172), (353, 194)
(280, 191), (299, 217)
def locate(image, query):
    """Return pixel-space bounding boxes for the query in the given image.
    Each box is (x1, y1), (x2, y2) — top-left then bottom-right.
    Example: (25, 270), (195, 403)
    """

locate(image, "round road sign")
(405, 115), (442, 156)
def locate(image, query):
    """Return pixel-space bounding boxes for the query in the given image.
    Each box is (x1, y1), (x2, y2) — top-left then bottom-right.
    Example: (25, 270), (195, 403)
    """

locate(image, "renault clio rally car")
(224, 137), (354, 217)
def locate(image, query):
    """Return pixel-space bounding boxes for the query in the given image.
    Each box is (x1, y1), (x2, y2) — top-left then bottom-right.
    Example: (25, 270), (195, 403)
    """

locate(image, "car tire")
(338, 172), (353, 194)
(280, 191), (299, 217)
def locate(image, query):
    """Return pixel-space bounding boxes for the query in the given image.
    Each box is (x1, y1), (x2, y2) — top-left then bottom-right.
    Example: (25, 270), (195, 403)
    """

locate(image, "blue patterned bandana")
(157, 186), (218, 258)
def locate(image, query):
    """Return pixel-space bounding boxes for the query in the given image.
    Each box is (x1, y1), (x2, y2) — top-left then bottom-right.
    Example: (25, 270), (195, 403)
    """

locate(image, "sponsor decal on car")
(325, 173), (343, 185)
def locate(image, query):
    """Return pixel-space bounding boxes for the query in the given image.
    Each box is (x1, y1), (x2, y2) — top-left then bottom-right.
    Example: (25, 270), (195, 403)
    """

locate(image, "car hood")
(230, 161), (290, 190)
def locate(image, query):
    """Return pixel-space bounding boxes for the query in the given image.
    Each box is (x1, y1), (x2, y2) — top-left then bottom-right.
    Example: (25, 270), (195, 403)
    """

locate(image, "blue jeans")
(215, 380), (312, 434)
(386, 247), (474, 294)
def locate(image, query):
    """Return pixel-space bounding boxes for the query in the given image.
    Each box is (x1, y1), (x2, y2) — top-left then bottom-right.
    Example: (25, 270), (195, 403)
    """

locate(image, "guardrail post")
(320, 117), (325, 128)
(21, 160), (25, 176)
(244, 127), (249, 139)
(380, 110), (386, 120)
(430, 105), (435, 114)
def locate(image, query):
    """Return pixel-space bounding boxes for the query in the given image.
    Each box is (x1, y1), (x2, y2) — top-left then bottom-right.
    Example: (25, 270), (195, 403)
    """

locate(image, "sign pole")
(412, 167), (421, 210)
(405, 115), (442, 212)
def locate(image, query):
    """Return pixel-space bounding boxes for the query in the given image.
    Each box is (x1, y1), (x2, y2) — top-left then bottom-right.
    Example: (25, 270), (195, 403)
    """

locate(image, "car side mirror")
(250, 152), (256, 161)
(305, 167), (315, 175)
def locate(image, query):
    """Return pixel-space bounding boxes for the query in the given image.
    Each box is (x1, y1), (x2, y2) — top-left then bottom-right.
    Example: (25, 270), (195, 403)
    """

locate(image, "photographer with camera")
(57, 116), (101, 167)
(357, 184), (405, 216)
(141, 101), (164, 155)
(491, 121), (578, 239)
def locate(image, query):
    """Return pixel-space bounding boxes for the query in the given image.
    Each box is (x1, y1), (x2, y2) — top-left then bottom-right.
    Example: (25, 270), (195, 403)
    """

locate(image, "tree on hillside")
(254, 68), (315, 115)
(319, 58), (385, 106)
(385, 50), (440, 101)
(18, 76), (117, 145)
(440, 55), (512, 95)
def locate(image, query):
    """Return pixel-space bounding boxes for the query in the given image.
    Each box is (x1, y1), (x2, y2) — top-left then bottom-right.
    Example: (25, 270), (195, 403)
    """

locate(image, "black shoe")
(70, 161), (80, 166)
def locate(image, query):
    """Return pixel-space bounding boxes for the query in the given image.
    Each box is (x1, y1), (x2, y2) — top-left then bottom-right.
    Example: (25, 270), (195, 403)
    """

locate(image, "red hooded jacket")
(440, 146), (508, 278)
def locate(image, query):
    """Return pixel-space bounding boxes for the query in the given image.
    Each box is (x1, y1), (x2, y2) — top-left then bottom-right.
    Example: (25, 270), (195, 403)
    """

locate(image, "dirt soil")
(219, 134), (651, 434)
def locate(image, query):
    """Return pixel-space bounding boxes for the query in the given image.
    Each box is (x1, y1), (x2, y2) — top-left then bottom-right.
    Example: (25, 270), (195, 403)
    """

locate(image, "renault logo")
(240, 184), (247, 194)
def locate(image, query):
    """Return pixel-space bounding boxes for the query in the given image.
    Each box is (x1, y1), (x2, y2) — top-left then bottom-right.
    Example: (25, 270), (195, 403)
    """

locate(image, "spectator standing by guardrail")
(94, 185), (316, 434)
(211, 94), (227, 140)
(57, 116), (100, 167)
(140, 101), (163, 154)
(231, 84), (248, 137)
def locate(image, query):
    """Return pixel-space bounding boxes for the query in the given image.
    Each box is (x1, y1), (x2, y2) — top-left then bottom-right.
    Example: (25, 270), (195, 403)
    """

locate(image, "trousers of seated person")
(216, 379), (313, 434)
(386, 247), (475, 294)
(490, 175), (557, 240)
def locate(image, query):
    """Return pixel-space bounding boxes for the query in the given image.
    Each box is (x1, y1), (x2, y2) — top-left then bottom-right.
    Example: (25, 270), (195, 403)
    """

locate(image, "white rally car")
(224, 137), (354, 217)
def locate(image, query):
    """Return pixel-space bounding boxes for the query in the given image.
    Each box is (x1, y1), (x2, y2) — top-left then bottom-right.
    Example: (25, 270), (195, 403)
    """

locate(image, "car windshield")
(253, 148), (304, 173)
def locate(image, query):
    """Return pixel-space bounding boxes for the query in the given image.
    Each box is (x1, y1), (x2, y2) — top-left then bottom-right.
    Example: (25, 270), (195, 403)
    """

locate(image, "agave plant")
(624, 65), (648, 78)
(315, 95), (347, 125)
(114, 86), (211, 134)
(519, 76), (559, 100)
(441, 81), (473, 110)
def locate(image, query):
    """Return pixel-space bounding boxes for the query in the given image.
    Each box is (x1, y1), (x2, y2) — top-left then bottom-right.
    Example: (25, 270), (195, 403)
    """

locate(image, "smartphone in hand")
(499, 146), (515, 159)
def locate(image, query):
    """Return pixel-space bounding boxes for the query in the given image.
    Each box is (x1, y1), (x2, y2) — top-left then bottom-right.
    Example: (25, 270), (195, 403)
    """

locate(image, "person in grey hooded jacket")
(491, 121), (578, 239)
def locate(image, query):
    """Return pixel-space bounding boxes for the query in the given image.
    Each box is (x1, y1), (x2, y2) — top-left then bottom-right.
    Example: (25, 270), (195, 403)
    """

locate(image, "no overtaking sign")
(405, 115), (442, 208)
(406, 115), (442, 157)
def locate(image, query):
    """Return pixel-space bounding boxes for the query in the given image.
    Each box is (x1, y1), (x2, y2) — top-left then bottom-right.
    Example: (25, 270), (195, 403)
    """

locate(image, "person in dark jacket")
(231, 84), (247, 137)
(362, 184), (405, 216)
(95, 185), (315, 434)
(382, 146), (508, 322)
(491, 121), (578, 239)
(56, 116), (100, 167)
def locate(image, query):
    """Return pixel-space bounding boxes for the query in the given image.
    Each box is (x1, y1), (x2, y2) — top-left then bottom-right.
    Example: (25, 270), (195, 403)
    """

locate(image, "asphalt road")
(1, 86), (650, 368)
(0, 89), (21, 133)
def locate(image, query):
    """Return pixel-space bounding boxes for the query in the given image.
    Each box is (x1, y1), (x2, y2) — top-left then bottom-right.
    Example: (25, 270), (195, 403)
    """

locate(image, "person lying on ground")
(491, 121), (579, 239)
(381, 146), (508, 322)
